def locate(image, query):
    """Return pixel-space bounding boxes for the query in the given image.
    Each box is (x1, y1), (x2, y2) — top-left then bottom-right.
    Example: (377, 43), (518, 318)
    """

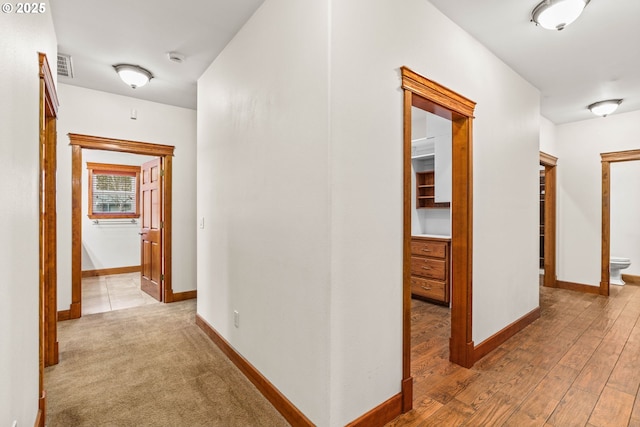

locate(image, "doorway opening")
(600, 149), (640, 296)
(81, 154), (162, 315)
(67, 134), (175, 319)
(401, 67), (476, 411)
(540, 152), (557, 289)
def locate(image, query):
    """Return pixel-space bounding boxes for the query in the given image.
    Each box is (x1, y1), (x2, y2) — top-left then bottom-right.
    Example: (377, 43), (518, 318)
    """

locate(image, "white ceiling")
(51, 0), (640, 123)
(428, 0), (640, 124)
(51, 0), (265, 110)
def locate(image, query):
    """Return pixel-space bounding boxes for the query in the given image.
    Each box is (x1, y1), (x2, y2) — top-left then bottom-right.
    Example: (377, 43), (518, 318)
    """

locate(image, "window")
(87, 162), (141, 219)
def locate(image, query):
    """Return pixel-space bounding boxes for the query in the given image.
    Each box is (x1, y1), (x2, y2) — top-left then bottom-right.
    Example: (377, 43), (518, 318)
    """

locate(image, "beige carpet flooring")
(45, 299), (289, 427)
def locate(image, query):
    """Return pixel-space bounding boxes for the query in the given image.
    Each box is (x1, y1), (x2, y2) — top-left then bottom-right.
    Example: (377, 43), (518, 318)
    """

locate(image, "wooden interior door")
(140, 158), (163, 301)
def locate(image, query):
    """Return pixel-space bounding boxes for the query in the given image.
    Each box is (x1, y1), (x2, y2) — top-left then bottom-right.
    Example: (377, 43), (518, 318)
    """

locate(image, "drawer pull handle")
(422, 266), (431, 270)
(422, 248), (431, 252)
(421, 286), (432, 291)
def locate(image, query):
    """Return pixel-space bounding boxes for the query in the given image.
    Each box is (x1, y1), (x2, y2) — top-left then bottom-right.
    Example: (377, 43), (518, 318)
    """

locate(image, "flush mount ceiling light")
(113, 64), (153, 89)
(588, 99), (623, 117)
(531, 0), (589, 31)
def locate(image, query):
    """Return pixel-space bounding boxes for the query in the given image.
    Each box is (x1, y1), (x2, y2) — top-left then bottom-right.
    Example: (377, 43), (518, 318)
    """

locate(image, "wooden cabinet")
(416, 171), (450, 209)
(410, 236), (450, 304)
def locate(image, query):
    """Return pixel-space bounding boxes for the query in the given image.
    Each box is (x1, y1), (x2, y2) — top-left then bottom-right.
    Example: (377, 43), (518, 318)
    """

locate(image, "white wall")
(0, 2), (57, 425)
(197, 0), (331, 424)
(556, 110), (640, 285)
(81, 150), (155, 271)
(330, 0), (540, 422)
(198, 0), (540, 425)
(611, 162), (640, 276)
(540, 115), (558, 157)
(57, 84), (197, 310)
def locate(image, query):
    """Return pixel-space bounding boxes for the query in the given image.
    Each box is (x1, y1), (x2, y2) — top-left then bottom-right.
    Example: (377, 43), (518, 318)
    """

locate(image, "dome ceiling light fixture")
(113, 64), (154, 89)
(531, 0), (590, 31)
(588, 99), (623, 117)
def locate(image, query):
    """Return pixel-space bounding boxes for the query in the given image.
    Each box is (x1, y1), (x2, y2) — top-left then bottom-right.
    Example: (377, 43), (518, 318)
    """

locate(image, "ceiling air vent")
(57, 53), (73, 78)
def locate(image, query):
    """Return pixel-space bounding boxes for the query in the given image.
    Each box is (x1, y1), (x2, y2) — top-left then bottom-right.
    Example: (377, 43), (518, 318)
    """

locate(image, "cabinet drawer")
(410, 256), (446, 280)
(410, 239), (446, 259)
(411, 276), (447, 302)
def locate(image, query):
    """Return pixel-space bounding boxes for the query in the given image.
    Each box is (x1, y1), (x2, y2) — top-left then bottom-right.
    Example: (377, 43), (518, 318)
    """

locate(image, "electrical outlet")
(233, 310), (239, 328)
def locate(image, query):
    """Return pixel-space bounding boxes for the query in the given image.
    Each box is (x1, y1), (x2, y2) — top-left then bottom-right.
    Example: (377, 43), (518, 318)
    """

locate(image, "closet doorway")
(540, 152), (557, 288)
(401, 67), (475, 411)
(66, 134), (175, 320)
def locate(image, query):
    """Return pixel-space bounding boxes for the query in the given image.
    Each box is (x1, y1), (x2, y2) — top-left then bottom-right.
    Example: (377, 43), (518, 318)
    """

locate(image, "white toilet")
(610, 257), (631, 286)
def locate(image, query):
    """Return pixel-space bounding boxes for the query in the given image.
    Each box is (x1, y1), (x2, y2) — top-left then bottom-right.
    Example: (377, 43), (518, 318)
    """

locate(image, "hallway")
(46, 300), (288, 426)
(389, 284), (640, 426)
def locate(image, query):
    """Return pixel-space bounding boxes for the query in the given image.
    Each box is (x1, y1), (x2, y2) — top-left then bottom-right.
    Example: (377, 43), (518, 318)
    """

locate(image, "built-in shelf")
(416, 171), (450, 209)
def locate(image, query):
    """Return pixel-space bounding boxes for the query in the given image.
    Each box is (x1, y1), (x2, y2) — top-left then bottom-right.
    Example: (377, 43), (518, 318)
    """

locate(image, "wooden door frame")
(540, 152), (557, 288)
(600, 149), (640, 296)
(67, 134), (175, 319)
(401, 67), (476, 411)
(38, 52), (58, 427)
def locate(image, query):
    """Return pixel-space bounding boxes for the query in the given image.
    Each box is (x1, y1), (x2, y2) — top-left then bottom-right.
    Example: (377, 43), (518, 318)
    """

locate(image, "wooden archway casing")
(67, 134), (175, 319)
(401, 67), (476, 412)
(600, 149), (640, 296)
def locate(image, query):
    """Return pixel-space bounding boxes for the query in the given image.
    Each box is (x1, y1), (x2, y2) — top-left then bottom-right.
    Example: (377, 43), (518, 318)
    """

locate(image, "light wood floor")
(388, 283), (640, 427)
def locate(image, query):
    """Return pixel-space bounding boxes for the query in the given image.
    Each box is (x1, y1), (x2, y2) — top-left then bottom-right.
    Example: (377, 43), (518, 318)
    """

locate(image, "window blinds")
(92, 174), (136, 214)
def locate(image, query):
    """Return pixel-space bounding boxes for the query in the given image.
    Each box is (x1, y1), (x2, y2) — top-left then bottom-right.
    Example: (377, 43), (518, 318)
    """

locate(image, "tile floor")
(82, 272), (159, 315)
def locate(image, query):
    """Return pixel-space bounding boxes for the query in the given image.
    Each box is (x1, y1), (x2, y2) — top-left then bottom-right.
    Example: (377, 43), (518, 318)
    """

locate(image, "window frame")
(87, 162), (141, 219)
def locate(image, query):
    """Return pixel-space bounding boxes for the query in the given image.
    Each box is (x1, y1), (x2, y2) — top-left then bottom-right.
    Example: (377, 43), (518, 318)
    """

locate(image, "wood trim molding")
(556, 280), (602, 295)
(401, 67), (476, 117)
(622, 274), (640, 285)
(71, 145), (82, 320)
(473, 307), (541, 362)
(195, 315), (313, 427)
(68, 133), (175, 156)
(539, 151), (558, 166)
(345, 393), (403, 427)
(69, 134), (176, 317)
(57, 303), (81, 322)
(601, 160), (611, 296)
(70, 302), (81, 319)
(163, 156), (174, 302)
(86, 162), (141, 219)
(449, 113), (475, 369)
(35, 391), (45, 427)
(542, 157), (557, 289)
(82, 265), (141, 278)
(401, 377), (412, 413)
(401, 87), (414, 411)
(86, 162), (142, 174)
(166, 290), (197, 303)
(401, 66), (476, 413)
(601, 149), (640, 163)
(599, 149), (640, 298)
(39, 54), (59, 427)
(38, 53), (58, 117)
